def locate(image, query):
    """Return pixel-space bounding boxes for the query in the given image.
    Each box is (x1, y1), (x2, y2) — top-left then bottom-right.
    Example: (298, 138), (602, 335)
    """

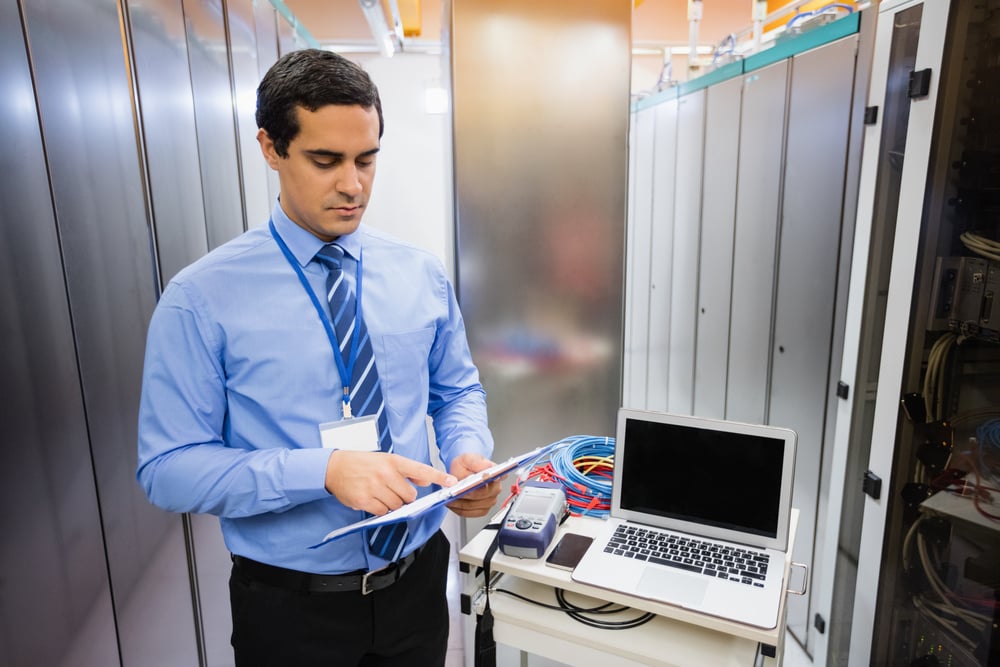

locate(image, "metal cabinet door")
(669, 89), (705, 416)
(625, 107), (658, 409)
(648, 98), (679, 412)
(769, 34), (860, 651)
(726, 60), (789, 424)
(694, 77), (742, 420)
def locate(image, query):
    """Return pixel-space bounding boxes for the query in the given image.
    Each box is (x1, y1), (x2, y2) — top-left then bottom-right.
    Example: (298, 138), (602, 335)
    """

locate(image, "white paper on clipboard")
(310, 443), (556, 548)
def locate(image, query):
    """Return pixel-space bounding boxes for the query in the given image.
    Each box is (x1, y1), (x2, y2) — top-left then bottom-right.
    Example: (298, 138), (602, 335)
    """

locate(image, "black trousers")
(229, 531), (450, 666)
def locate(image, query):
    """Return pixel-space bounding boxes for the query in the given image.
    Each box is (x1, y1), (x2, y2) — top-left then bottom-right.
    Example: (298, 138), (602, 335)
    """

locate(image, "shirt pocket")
(378, 327), (434, 419)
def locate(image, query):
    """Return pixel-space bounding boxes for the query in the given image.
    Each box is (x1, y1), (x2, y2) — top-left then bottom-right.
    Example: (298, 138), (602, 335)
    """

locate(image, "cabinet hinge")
(863, 470), (882, 499)
(908, 68), (932, 98)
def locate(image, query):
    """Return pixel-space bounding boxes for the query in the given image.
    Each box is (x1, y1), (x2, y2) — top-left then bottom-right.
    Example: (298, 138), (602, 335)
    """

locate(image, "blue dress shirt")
(137, 201), (493, 573)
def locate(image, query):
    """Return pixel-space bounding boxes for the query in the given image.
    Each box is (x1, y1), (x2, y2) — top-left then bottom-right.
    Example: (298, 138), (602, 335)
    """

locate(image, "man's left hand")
(446, 453), (502, 518)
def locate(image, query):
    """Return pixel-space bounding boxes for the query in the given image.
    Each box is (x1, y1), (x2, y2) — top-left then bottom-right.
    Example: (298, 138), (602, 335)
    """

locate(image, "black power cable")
(493, 585), (656, 630)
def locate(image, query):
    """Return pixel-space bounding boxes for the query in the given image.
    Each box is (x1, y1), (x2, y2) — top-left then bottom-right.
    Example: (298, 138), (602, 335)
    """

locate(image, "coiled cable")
(505, 435), (615, 518)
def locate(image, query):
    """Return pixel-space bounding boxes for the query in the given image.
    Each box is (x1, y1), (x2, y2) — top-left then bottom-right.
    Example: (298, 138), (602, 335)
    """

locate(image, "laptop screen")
(619, 416), (786, 539)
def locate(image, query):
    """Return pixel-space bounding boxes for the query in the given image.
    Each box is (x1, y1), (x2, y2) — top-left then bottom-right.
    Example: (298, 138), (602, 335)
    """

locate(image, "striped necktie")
(315, 243), (408, 562)
(315, 243), (390, 450)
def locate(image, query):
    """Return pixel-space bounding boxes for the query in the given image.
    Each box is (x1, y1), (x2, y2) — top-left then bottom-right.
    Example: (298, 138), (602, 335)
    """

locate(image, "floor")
(784, 638), (812, 667)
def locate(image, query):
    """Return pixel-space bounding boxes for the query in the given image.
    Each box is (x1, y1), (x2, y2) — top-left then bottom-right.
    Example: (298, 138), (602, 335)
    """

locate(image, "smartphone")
(544, 533), (594, 571)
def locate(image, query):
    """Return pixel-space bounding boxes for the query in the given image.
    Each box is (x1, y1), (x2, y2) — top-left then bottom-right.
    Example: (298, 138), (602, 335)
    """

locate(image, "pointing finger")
(395, 456), (458, 488)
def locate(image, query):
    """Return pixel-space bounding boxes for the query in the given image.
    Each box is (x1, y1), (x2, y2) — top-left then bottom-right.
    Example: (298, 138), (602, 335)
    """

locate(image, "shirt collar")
(269, 198), (364, 266)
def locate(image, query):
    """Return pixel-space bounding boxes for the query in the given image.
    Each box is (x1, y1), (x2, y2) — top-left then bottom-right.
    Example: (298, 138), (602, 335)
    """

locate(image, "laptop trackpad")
(638, 567), (708, 608)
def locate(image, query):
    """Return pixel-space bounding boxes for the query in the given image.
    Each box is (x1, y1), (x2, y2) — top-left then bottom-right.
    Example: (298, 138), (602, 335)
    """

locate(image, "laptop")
(570, 408), (796, 629)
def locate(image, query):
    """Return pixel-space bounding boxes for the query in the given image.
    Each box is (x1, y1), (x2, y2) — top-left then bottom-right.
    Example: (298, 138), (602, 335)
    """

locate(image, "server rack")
(833, 1), (1000, 664)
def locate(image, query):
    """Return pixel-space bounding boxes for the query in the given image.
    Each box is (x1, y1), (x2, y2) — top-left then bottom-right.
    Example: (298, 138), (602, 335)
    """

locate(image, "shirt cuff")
(283, 447), (336, 505)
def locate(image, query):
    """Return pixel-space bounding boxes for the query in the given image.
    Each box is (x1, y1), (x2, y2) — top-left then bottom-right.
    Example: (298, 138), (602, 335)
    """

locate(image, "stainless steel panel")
(726, 60), (789, 424)
(128, 0), (209, 282)
(189, 1), (274, 660)
(0, 4), (118, 664)
(252, 1), (279, 78)
(452, 0), (629, 457)
(229, 0), (272, 227)
(253, 2), (281, 205)
(626, 112), (636, 327)
(625, 107), (656, 409)
(623, 113), (640, 408)
(183, 0), (246, 246)
(129, 1), (239, 663)
(768, 35), (858, 647)
(694, 77), (741, 419)
(668, 90), (705, 416)
(20, 0), (198, 664)
(647, 99), (679, 412)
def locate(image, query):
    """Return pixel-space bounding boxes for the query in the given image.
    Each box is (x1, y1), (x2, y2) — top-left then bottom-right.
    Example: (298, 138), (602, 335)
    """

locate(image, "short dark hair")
(255, 49), (384, 158)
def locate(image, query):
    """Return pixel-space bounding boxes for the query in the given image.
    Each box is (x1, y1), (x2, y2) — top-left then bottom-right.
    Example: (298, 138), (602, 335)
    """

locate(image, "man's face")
(258, 104), (380, 241)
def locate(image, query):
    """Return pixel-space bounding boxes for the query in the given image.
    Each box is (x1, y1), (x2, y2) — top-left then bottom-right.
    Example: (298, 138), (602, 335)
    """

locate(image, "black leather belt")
(233, 546), (423, 595)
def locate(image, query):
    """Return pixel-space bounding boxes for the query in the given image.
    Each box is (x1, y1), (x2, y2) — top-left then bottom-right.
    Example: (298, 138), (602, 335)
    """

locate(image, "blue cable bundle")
(976, 418), (1000, 477)
(543, 435), (615, 518)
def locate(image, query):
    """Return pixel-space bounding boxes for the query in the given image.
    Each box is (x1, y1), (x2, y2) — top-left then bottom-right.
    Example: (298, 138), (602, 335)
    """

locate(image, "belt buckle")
(361, 565), (388, 595)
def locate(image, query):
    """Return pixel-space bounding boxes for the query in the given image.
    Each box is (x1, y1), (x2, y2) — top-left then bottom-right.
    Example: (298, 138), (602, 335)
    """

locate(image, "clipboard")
(310, 442), (556, 548)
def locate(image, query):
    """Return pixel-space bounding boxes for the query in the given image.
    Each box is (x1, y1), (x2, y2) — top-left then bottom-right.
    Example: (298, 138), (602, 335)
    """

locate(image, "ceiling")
(282, 0), (768, 53)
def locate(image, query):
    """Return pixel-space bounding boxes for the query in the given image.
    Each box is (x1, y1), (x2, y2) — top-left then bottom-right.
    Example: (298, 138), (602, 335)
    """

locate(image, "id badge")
(319, 415), (379, 452)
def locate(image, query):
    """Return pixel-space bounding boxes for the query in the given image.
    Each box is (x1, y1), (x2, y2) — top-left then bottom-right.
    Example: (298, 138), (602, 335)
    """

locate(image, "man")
(137, 49), (498, 666)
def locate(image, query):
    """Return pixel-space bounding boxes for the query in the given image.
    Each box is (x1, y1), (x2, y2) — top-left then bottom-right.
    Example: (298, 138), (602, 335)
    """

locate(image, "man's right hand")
(324, 450), (457, 516)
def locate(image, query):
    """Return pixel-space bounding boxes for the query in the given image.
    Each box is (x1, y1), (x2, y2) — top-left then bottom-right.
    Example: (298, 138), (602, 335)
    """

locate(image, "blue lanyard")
(269, 220), (364, 416)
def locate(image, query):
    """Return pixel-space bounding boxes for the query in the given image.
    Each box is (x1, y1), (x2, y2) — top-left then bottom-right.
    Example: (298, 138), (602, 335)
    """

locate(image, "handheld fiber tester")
(498, 481), (566, 558)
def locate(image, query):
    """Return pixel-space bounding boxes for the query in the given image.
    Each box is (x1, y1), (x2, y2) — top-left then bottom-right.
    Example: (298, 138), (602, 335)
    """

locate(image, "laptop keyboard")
(604, 525), (770, 588)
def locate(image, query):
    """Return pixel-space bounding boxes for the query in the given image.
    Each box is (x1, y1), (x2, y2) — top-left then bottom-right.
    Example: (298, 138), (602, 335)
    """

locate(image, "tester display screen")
(514, 493), (556, 517)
